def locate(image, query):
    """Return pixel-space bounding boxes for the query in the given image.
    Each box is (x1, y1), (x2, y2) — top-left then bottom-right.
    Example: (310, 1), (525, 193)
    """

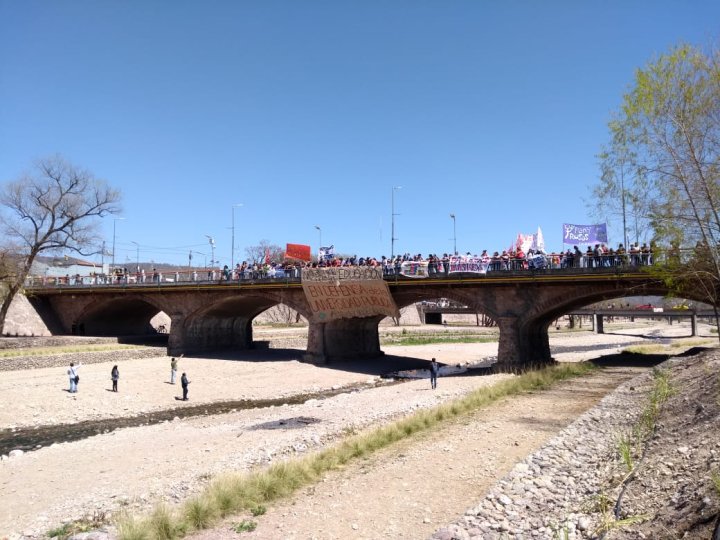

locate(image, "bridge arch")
(73, 295), (169, 337)
(170, 291), (312, 355)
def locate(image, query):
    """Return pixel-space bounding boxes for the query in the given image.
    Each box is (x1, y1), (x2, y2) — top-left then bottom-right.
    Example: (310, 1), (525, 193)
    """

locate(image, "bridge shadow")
(588, 351), (671, 368)
(599, 330), (694, 340)
(180, 348), (434, 376)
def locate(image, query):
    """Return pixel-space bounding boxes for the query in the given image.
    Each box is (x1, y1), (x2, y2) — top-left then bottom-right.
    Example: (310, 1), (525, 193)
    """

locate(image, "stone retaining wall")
(0, 346), (167, 372)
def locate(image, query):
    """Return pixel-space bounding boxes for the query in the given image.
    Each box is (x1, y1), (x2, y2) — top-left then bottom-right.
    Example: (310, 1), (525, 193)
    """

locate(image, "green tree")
(595, 43), (720, 326)
(0, 156), (121, 333)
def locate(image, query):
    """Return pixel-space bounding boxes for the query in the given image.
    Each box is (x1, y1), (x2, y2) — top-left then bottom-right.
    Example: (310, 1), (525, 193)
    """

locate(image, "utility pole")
(231, 203), (243, 269)
(450, 213), (457, 255)
(205, 235), (216, 268)
(391, 186), (402, 259)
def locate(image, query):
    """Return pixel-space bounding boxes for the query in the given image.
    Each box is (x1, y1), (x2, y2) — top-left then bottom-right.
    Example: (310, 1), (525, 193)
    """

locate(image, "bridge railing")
(23, 247), (696, 290)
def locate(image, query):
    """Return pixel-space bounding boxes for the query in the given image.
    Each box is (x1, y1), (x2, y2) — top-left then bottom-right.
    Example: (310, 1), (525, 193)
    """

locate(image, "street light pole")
(231, 203), (243, 269)
(205, 235), (216, 268)
(391, 186), (402, 259)
(314, 225), (322, 259)
(111, 217), (125, 270)
(450, 213), (457, 255)
(131, 241), (139, 271)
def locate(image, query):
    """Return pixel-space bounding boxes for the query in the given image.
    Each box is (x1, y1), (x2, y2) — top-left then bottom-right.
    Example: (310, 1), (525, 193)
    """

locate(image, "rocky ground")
(0, 320), (717, 539)
(432, 348), (720, 539)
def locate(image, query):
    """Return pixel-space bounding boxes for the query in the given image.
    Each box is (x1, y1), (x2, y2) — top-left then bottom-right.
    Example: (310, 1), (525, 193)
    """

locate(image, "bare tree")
(244, 240), (285, 265)
(260, 304), (304, 325)
(0, 156), (121, 333)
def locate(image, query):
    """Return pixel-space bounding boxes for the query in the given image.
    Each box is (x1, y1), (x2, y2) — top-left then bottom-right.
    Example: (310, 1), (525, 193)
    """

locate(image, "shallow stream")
(0, 379), (400, 455)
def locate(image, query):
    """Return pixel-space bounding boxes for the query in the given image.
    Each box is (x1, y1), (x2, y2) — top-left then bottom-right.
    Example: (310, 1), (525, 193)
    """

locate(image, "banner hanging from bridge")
(562, 223), (608, 245)
(399, 256), (491, 278)
(448, 256), (489, 274)
(400, 261), (429, 278)
(301, 267), (399, 322)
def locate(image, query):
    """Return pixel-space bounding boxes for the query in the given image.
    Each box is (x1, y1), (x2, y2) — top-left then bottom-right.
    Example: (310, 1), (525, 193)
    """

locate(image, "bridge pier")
(594, 313), (604, 334)
(304, 316), (384, 364)
(495, 317), (554, 372)
(691, 313), (697, 337)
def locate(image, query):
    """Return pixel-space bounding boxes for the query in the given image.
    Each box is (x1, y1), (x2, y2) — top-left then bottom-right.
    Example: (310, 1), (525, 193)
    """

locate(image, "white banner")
(318, 245), (335, 261)
(448, 256), (489, 274)
(400, 261), (429, 278)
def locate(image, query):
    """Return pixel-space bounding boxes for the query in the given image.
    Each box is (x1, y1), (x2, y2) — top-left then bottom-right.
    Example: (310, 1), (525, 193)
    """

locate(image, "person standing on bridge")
(170, 357), (178, 384)
(429, 358), (439, 390)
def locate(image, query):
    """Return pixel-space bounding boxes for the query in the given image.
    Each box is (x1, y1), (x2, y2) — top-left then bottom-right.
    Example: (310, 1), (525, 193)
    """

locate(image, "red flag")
(285, 243), (311, 261)
(265, 248), (270, 264)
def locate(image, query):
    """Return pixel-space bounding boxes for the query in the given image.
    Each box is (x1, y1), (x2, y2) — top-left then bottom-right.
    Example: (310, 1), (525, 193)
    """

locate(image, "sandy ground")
(0, 321), (715, 537)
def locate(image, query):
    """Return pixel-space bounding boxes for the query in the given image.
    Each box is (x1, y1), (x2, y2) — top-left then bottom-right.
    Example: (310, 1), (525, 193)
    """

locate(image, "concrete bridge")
(23, 267), (702, 371)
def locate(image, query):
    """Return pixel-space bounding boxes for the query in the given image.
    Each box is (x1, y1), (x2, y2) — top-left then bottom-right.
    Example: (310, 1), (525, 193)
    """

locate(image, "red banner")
(286, 243), (311, 261)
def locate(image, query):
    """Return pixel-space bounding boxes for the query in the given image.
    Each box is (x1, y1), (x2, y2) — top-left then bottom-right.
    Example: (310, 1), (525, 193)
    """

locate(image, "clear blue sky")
(1, 1), (718, 267)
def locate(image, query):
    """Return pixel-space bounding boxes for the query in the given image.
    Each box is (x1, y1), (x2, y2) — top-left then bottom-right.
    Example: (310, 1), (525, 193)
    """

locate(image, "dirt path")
(189, 366), (645, 540)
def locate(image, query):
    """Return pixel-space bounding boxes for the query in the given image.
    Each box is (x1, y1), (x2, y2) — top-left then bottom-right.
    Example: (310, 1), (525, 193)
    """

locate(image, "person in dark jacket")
(429, 358), (439, 389)
(111, 365), (119, 392)
(181, 372), (190, 401)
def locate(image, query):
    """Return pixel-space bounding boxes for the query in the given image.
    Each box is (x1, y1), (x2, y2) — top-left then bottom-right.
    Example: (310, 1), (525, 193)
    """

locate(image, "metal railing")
(23, 248), (696, 290)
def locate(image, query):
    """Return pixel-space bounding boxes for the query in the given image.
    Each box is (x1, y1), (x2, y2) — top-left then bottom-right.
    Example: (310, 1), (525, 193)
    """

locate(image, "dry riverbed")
(0, 321), (714, 538)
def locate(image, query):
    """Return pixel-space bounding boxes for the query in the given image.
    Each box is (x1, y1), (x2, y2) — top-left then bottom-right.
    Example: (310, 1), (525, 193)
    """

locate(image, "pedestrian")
(68, 361), (81, 393)
(111, 365), (119, 392)
(429, 358), (439, 390)
(170, 357), (178, 384)
(181, 372), (190, 401)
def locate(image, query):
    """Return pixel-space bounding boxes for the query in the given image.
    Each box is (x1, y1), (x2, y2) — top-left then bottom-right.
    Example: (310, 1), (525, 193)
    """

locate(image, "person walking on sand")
(180, 372), (190, 401)
(68, 361), (81, 393)
(111, 365), (119, 392)
(170, 357), (177, 384)
(429, 358), (439, 390)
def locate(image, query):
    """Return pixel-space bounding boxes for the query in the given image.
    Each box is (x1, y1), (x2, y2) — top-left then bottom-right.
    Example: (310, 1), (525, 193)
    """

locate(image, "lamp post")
(111, 217), (125, 270)
(205, 235), (216, 268)
(314, 225), (322, 259)
(131, 241), (139, 271)
(450, 213), (457, 255)
(231, 203), (243, 269)
(391, 186), (402, 259)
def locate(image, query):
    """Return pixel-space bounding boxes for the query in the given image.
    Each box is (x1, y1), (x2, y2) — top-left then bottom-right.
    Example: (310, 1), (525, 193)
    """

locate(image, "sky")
(1, 1), (719, 268)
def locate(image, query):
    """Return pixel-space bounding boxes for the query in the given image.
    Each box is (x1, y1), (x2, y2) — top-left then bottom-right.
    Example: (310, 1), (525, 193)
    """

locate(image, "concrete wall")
(2, 294), (52, 337)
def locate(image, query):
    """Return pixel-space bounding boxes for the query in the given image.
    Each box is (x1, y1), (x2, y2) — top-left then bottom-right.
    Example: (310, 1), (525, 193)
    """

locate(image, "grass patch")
(0, 344), (150, 358)
(46, 511), (108, 539)
(596, 513), (649, 533)
(617, 433), (635, 472)
(712, 470), (720, 496)
(382, 334), (497, 346)
(232, 520), (257, 533)
(622, 339), (713, 355)
(114, 361), (596, 539)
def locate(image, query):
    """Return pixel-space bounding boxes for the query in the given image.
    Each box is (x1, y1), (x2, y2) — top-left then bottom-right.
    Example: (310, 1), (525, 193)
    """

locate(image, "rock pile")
(433, 350), (720, 540)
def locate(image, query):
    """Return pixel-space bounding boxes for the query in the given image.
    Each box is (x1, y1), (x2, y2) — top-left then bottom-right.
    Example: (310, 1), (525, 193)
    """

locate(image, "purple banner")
(562, 223), (608, 245)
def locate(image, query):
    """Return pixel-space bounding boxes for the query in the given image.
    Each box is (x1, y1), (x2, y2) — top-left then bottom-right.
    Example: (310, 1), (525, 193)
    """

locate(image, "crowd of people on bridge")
(28, 241), (661, 287)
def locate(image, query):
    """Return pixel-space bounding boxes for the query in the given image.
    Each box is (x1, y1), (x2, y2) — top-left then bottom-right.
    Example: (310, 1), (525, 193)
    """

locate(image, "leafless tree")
(0, 156), (121, 333)
(260, 304), (304, 325)
(244, 240), (285, 265)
